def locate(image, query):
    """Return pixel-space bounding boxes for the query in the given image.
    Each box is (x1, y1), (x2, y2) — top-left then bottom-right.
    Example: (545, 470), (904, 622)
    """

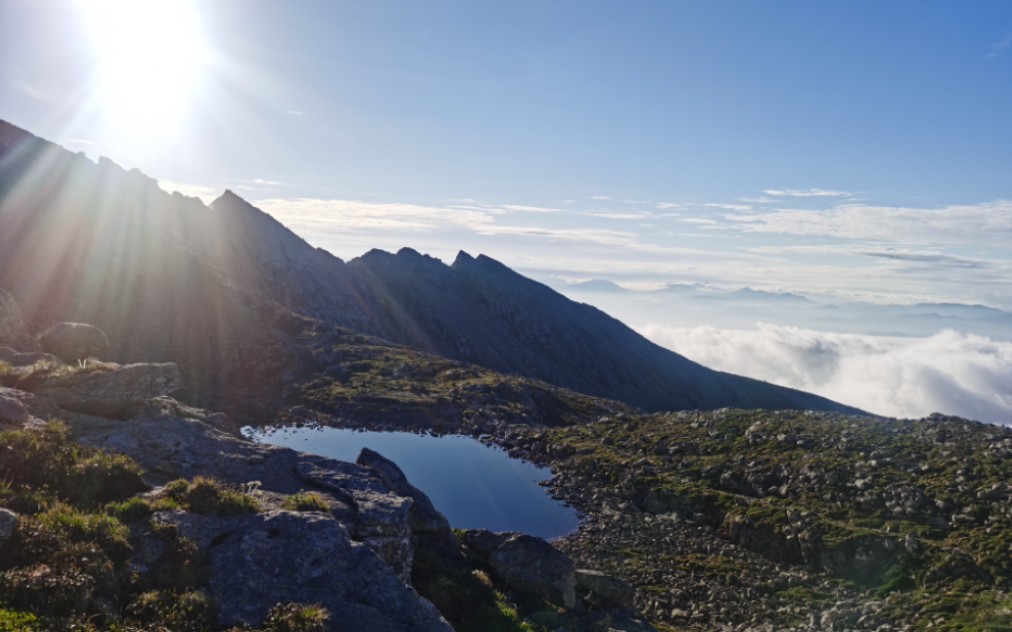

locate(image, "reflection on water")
(244, 426), (579, 540)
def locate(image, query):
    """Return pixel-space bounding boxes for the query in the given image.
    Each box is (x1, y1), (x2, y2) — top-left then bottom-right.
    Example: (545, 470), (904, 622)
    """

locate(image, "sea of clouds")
(641, 323), (1012, 425)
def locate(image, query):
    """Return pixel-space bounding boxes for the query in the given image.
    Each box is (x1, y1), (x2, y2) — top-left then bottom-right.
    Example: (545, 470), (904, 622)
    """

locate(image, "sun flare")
(79, 0), (208, 135)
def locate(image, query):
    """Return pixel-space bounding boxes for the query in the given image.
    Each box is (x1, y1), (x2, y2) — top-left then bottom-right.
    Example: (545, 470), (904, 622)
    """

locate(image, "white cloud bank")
(640, 323), (1012, 425)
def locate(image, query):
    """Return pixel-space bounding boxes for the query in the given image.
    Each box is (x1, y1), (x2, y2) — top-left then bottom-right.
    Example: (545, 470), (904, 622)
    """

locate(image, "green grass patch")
(0, 422), (147, 509)
(161, 476), (261, 516)
(282, 491), (330, 512)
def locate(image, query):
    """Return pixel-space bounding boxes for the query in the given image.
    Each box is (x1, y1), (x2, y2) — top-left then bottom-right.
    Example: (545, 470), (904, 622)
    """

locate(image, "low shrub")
(0, 608), (41, 632)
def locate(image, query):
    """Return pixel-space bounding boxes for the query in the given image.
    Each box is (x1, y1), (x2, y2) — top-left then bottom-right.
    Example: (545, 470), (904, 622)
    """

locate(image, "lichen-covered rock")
(36, 322), (109, 362)
(36, 362), (181, 416)
(157, 510), (453, 632)
(0, 289), (25, 343)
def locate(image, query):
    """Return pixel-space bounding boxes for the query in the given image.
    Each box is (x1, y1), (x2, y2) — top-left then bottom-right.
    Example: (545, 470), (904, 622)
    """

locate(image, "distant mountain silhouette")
(0, 119), (861, 416)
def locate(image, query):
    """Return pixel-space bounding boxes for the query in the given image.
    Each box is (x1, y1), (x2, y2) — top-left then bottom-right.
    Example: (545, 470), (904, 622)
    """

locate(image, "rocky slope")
(502, 410), (1012, 631)
(1, 119), (857, 417)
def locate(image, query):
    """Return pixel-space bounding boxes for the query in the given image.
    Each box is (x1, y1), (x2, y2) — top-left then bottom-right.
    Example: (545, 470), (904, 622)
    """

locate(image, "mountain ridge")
(0, 118), (860, 417)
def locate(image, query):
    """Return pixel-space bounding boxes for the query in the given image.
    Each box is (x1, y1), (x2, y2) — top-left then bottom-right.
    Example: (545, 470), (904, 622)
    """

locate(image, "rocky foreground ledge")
(0, 290), (654, 631)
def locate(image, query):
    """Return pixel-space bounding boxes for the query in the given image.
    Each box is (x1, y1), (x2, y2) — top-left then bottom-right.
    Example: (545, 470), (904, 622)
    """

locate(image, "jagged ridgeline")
(0, 119), (859, 419)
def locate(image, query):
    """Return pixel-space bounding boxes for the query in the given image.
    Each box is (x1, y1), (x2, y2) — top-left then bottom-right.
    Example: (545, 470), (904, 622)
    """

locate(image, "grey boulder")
(158, 510), (453, 632)
(461, 529), (577, 608)
(36, 322), (109, 362)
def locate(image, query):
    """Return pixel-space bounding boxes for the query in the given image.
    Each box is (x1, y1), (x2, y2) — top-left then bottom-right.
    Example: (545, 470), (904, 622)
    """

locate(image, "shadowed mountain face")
(348, 248), (856, 413)
(0, 120), (860, 416)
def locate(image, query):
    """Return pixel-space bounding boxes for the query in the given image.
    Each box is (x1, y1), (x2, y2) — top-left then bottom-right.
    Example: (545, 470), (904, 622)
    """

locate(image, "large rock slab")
(158, 510), (452, 632)
(36, 362), (181, 416)
(36, 322), (109, 362)
(70, 400), (305, 489)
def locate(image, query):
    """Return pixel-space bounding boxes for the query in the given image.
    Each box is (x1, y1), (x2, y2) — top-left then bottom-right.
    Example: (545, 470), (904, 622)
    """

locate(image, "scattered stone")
(36, 322), (109, 362)
(36, 362), (182, 416)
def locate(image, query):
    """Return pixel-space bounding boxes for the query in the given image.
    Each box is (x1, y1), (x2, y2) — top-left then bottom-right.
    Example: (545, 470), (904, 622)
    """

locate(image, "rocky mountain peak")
(451, 250), (476, 267)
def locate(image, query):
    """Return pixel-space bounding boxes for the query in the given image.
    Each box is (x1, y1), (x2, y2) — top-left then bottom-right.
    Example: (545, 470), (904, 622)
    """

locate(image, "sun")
(78, 0), (209, 137)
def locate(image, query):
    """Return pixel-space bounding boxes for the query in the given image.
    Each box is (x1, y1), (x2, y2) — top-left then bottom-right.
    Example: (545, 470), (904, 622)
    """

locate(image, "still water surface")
(245, 426), (579, 540)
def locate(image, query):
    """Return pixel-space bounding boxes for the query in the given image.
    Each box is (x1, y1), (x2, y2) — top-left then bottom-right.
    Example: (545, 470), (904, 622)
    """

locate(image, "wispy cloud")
(861, 248), (986, 269)
(704, 203), (752, 211)
(589, 212), (653, 220)
(725, 200), (1012, 247)
(989, 34), (1012, 58)
(641, 323), (1012, 424)
(499, 204), (561, 214)
(762, 188), (853, 198)
(256, 197), (495, 234)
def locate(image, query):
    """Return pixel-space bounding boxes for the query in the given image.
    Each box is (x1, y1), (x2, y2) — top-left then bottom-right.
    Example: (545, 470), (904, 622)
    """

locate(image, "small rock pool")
(244, 426), (580, 540)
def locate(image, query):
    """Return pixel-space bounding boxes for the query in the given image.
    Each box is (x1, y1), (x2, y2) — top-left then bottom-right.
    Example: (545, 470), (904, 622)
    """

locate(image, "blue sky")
(4, 1), (1012, 204)
(3, 1), (1012, 421)
(4, 1), (1011, 308)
